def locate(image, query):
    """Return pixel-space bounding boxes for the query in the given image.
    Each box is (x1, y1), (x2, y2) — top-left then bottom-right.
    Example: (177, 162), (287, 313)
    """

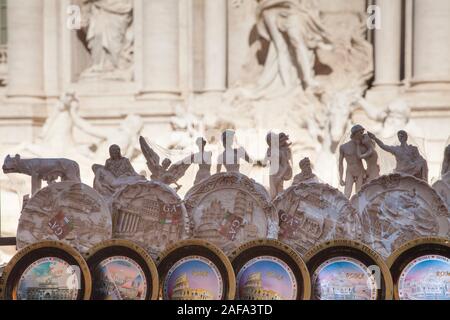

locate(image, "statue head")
(350, 124), (365, 141)
(299, 157), (312, 173)
(109, 144), (122, 160)
(2, 154), (21, 174)
(196, 137), (207, 150)
(162, 158), (172, 170)
(222, 129), (235, 148)
(385, 99), (410, 128)
(397, 130), (408, 144)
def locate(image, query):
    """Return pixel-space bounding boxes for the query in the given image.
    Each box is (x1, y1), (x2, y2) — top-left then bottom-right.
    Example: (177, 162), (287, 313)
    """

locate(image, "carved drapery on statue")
(80, 0), (134, 81)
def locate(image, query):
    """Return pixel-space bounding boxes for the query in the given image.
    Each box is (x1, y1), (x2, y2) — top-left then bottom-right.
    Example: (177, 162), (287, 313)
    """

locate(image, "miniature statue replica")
(216, 130), (253, 173)
(261, 132), (293, 199)
(273, 182), (362, 255)
(17, 182), (112, 253)
(356, 131), (380, 183)
(432, 144), (450, 210)
(368, 130), (428, 181)
(92, 144), (144, 198)
(292, 157), (319, 185)
(2, 154), (81, 195)
(139, 136), (190, 190)
(351, 174), (450, 258)
(338, 125), (367, 198)
(184, 172), (279, 254)
(111, 181), (190, 258)
(188, 137), (212, 185)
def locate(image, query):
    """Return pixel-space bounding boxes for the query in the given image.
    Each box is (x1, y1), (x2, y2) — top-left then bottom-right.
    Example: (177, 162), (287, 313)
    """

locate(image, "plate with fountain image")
(304, 239), (393, 300)
(156, 239), (235, 300)
(0, 240), (91, 300)
(387, 237), (450, 300)
(85, 239), (158, 300)
(230, 239), (311, 300)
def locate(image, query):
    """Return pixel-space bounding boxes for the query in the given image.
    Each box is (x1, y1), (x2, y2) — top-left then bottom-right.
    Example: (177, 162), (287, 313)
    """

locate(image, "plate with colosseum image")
(85, 239), (159, 300)
(111, 181), (191, 258)
(17, 182), (112, 253)
(304, 240), (393, 300)
(350, 174), (450, 259)
(273, 183), (362, 255)
(0, 241), (91, 300)
(229, 239), (311, 300)
(387, 237), (450, 300)
(156, 239), (235, 300)
(184, 173), (278, 254)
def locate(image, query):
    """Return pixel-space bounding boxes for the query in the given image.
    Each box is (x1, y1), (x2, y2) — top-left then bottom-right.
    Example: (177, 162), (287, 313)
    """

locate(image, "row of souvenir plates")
(0, 237), (448, 300)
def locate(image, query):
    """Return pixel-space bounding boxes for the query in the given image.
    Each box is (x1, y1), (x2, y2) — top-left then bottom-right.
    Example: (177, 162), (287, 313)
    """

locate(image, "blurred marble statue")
(338, 125), (366, 198)
(139, 136), (190, 190)
(92, 144), (144, 197)
(2, 154), (81, 195)
(217, 130), (253, 173)
(188, 137), (212, 185)
(80, 0), (134, 80)
(368, 131), (428, 181)
(292, 157), (318, 185)
(262, 132), (293, 199)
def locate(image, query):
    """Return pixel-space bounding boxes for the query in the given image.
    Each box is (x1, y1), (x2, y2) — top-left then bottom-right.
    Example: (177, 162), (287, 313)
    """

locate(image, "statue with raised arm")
(338, 125), (366, 198)
(367, 130), (428, 181)
(216, 130), (253, 174)
(92, 144), (144, 197)
(139, 136), (190, 190)
(262, 132), (293, 199)
(356, 133), (380, 183)
(292, 157), (319, 185)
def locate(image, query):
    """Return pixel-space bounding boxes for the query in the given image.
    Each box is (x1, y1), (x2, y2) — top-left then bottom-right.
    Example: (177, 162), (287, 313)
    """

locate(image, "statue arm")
(368, 132), (395, 154)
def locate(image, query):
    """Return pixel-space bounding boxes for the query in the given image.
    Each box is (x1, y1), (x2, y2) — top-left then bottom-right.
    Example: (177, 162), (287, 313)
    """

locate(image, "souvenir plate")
(229, 239), (310, 300)
(387, 237), (450, 300)
(304, 239), (393, 300)
(0, 241), (91, 300)
(156, 239), (235, 300)
(85, 239), (158, 300)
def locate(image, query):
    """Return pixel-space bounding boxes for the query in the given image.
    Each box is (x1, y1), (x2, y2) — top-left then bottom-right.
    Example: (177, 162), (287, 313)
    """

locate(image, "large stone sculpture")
(80, 0), (134, 81)
(368, 130), (428, 181)
(351, 174), (450, 258)
(273, 182), (362, 255)
(17, 182), (112, 253)
(111, 181), (190, 257)
(338, 125), (366, 198)
(292, 157), (318, 185)
(184, 172), (278, 254)
(92, 144), (144, 198)
(139, 136), (190, 190)
(262, 132), (293, 199)
(2, 154), (81, 195)
(216, 130), (253, 173)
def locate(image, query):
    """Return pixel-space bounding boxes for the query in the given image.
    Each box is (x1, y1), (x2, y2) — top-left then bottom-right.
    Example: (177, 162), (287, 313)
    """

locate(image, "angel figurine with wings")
(139, 136), (190, 190)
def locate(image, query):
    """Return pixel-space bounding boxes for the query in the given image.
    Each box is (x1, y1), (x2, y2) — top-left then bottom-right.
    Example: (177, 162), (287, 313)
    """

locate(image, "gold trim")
(0, 240), (92, 300)
(85, 239), (159, 300)
(304, 239), (393, 300)
(157, 239), (236, 300)
(229, 238), (311, 300)
(386, 237), (450, 300)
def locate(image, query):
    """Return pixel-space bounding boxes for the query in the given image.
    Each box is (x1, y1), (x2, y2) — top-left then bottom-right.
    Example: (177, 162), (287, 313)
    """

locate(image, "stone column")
(6, 0), (44, 99)
(411, 0), (450, 88)
(140, 0), (179, 97)
(372, 0), (402, 91)
(203, 0), (227, 92)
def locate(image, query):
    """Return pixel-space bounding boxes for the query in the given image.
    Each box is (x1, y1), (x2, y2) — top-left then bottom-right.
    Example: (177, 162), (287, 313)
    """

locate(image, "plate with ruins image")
(17, 182), (112, 254)
(184, 173), (278, 255)
(111, 181), (191, 258)
(229, 239), (311, 300)
(156, 239), (235, 300)
(304, 239), (393, 300)
(387, 237), (450, 300)
(0, 240), (91, 300)
(351, 174), (450, 258)
(85, 239), (159, 300)
(273, 183), (362, 255)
